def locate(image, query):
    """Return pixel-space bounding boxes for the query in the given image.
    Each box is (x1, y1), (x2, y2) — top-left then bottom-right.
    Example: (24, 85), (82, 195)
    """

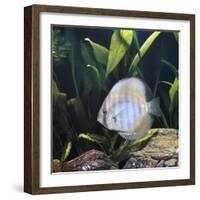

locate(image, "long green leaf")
(86, 64), (100, 86)
(161, 59), (178, 76)
(120, 30), (134, 46)
(106, 30), (133, 76)
(81, 43), (100, 99)
(81, 42), (97, 67)
(78, 133), (107, 152)
(173, 32), (179, 43)
(71, 30), (80, 98)
(127, 129), (158, 149)
(159, 80), (173, 87)
(52, 80), (67, 106)
(133, 31), (141, 59)
(85, 38), (109, 66)
(78, 133), (106, 144)
(109, 135), (118, 154)
(85, 64), (102, 119)
(52, 80), (60, 100)
(160, 109), (169, 128)
(131, 31), (145, 79)
(60, 141), (72, 163)
(129, 31), (161, 75)
(169, 78), (179, 112)
(67, 97), (90, 130)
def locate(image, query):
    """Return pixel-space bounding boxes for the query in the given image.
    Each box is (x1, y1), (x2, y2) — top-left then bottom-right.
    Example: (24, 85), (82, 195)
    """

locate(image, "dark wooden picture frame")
(24, 4), (195, 194)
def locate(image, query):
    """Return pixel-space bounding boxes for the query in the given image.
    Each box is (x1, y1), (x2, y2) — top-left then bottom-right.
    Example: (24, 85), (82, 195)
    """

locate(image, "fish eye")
(112, 116), (117, 122)
(103, 110), (107, 114)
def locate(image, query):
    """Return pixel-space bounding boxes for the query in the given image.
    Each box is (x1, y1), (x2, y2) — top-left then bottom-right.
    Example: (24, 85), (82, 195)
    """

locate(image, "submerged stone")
(124, 128), (179, 169)
(62, 149), (118, 172)
(52, 159), (62, 172)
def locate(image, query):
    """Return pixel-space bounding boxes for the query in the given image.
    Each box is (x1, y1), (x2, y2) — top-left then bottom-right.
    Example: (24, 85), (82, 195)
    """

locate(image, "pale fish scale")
(97, 77), (156, 140)
(130, 95), (145, 131)
(133, 113), (153, 138)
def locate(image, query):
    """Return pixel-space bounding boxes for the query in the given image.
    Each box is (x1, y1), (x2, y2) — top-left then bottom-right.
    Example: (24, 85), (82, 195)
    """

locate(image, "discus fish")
(97, 77), (160, 140)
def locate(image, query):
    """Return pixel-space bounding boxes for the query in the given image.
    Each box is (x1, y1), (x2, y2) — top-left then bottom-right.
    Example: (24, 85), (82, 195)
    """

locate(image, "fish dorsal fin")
(110, 78), (146, 99)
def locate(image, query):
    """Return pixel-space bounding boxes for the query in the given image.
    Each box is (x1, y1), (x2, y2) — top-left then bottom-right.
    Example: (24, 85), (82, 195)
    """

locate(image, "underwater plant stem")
(157, 117), (165, 128)
(161, 59), (178, 77)
(71, 31), (80, 99)
(63, 114), (81, 155)
(123, 53), (128, 76)
(169, 111), (173, 128)
(132, 31), (145, 79)
(111, 140), (130, 162)
(135, 67), (145, 79)
(99, 144), (106, 154)
(152, 68), (171, 128)
(153, 68), (161, 97)
(64, 102), (82, 155)
(160, 109), (169, 128)
(53, 72), (60, 88)
(54, 128), (63, 150)
(109, 135), (118, 154)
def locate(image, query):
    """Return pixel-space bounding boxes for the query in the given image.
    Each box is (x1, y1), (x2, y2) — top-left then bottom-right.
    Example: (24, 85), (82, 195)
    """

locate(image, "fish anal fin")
(118, 132), (138, 141)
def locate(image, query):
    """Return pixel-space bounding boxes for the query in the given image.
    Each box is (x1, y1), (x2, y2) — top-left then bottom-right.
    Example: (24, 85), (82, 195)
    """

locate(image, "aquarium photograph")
(51, 25), (179, 173)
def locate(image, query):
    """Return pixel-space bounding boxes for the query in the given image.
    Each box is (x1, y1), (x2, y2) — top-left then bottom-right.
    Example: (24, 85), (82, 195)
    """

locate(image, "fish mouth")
(97, 116), (111, 130)
(97, 113), (103, 123)
(97, 117), (102, 125)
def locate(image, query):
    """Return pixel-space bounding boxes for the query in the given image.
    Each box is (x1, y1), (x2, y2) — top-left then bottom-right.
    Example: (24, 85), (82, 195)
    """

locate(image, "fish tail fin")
(147, 97), (160, 117)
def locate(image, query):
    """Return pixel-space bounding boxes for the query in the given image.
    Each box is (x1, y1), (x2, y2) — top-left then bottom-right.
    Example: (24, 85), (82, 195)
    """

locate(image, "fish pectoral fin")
(118, 132), (137, 141)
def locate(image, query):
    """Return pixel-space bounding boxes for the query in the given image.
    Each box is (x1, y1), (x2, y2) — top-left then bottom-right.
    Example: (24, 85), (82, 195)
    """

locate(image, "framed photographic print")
(24, 4), (195, 194)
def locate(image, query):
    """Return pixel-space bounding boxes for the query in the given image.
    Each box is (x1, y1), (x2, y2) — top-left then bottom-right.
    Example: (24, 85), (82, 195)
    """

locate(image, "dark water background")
(52, 26), (178, 161)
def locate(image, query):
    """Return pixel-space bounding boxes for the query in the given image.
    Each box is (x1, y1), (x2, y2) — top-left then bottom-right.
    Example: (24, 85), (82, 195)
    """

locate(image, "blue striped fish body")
(97, 77), (160, 140)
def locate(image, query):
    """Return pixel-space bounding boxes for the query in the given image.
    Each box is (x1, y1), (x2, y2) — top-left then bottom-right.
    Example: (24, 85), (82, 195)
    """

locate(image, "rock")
(62, 149), (118, 172)
(52, 159), (61, 172)
(157, 160), (165, 167)
(147, 159), (159, 168)
(127, 129), (178, 169)
(123, 157), (158, 169)
(164, 159), (177, 167)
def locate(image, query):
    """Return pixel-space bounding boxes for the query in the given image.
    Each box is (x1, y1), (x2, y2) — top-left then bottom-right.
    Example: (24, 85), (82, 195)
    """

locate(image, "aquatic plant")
(52, 27), (179, 164)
